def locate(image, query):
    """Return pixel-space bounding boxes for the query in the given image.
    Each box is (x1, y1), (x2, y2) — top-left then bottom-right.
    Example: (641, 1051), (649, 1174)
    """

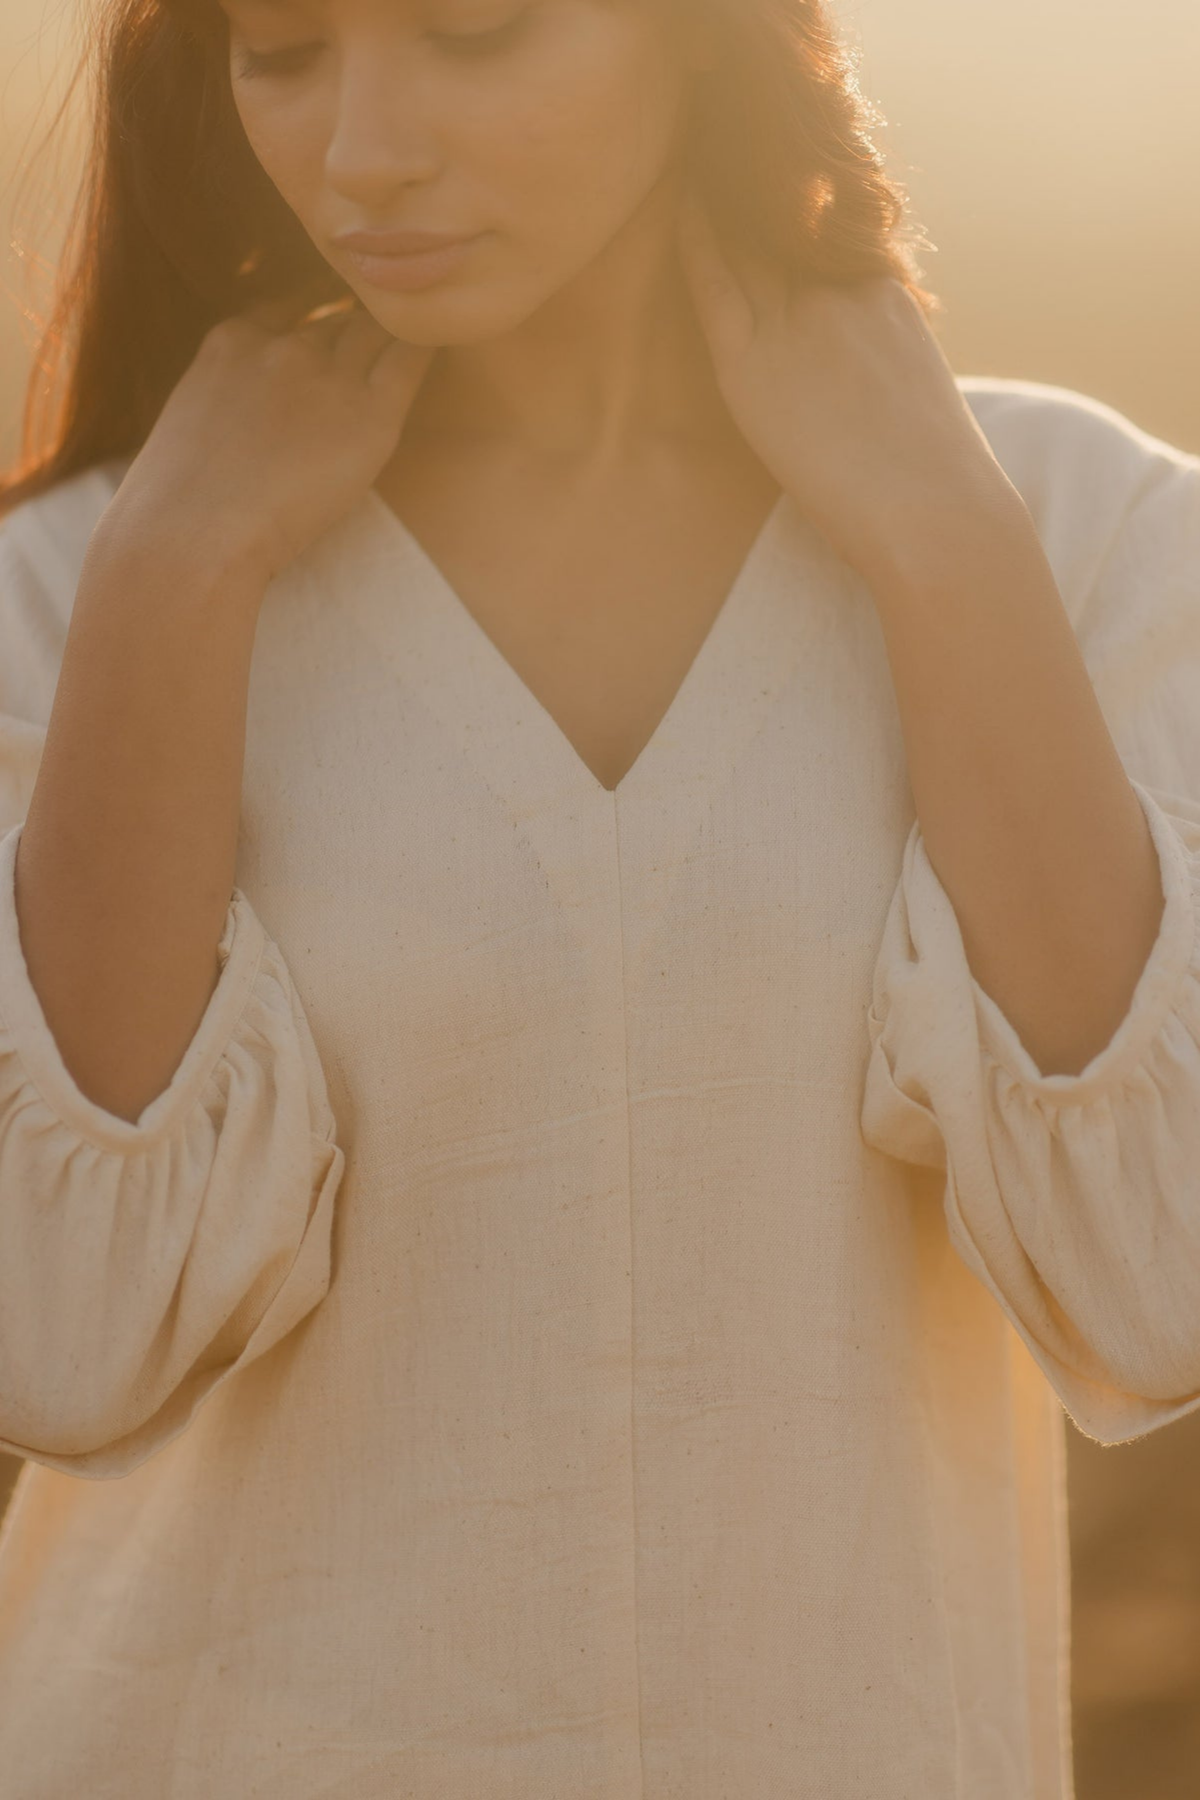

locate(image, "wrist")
(88, 494), (274, 607)
(857, 477), (1034, 611)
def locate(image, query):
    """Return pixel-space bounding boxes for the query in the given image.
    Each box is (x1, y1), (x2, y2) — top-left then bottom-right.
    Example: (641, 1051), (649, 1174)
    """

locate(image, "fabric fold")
(861, 777), (1200, 1444)
(0, 820), (344, 1478)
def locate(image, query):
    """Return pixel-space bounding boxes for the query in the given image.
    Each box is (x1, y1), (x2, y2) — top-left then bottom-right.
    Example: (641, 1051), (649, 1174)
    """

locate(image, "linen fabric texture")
(1, 377), (1200, 1797)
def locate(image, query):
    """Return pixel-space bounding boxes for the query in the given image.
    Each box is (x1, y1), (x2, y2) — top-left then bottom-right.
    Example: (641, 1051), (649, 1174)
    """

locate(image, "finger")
(239, 285), (351, 339)
(237, 296), (304, 335)
(684, 194), (789, 321)
(328, 304), (404, 379)
(366, 336), (440, 405)
(674, 192), (756, 348)
(288, 297), (366, 358)
(735, 244), (790, 321)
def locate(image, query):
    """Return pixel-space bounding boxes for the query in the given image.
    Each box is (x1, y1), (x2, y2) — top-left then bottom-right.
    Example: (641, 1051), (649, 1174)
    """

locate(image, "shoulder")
(0, 454), (134, 601)
(0, 455), (134, 727)
(956, 373), (1198, 498)
(957, 379), (1200, 802)
(956, 375), (1200, 623)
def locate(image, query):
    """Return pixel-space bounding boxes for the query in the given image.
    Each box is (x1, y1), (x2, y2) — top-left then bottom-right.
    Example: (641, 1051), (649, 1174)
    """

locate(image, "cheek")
(233, 97), (320, 214)
(472, 40), (689, 244)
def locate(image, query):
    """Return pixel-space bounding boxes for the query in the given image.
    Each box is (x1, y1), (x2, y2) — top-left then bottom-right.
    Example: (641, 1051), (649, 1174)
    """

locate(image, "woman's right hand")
(104, 291), (439, 584)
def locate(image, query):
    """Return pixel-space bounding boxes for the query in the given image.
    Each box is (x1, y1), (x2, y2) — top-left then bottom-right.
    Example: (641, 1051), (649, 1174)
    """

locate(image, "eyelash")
(234, 14), (530, 79)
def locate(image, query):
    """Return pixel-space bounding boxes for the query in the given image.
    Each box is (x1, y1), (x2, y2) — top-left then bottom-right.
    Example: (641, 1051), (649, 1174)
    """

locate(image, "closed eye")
(234, 43), (322, 79)
(233, 13), (533, 79)
(435, 13), (533, 57)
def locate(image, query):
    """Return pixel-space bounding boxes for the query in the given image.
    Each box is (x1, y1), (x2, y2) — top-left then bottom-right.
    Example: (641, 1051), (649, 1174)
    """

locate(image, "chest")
(241, 487), (914, 1149)
(372, 453), (784, 793)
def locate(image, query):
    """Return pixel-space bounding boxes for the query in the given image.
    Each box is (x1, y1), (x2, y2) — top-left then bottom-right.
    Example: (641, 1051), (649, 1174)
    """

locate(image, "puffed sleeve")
(860, 393), (1200, 1448)
(0, 481), (345, 1480)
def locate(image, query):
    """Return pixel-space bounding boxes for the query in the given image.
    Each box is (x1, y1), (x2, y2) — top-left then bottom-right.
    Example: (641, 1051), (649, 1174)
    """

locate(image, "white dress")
(1, 376), (1199, 1798)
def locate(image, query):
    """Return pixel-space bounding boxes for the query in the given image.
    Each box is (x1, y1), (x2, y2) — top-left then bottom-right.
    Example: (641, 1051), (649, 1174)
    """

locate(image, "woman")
(0, 0), (1198, 1792)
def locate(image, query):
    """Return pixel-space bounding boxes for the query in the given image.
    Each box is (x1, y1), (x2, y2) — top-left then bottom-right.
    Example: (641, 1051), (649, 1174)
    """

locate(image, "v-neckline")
(361, 481), (791, 803)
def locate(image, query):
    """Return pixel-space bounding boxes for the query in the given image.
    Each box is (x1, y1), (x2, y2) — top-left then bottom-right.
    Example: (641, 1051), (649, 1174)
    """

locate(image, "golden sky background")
(1, 0), (1199, 456)
(841, 0), (1200, 453)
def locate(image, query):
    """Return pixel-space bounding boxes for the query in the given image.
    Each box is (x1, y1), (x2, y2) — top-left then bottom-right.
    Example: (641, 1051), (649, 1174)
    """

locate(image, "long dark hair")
(0, 0), (942, 519)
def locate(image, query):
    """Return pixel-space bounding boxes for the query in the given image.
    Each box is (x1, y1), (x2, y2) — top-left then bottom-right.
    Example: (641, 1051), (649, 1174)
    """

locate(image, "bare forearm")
(14, 517), (268, 1124)
(867, 491), (1165, 1079)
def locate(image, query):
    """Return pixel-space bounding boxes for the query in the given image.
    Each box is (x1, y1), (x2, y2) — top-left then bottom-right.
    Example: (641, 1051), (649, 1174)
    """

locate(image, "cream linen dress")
(1, 376), (1199, 1798)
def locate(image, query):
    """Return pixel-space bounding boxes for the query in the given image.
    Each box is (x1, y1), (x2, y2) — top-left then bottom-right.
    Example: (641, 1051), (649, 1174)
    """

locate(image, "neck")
(399, 172), (734, 476)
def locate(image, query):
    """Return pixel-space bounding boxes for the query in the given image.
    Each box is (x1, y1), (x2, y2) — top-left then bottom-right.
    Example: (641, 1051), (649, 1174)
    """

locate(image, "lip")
(333, 228), (476, 254)
(343, 235), (484, 292)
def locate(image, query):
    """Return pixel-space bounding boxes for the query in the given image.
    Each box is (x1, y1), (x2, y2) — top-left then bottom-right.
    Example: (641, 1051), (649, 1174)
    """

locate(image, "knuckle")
(204, 315), (259, 356)
(262, 329), (320, 365)
(200, 319), (237, 352)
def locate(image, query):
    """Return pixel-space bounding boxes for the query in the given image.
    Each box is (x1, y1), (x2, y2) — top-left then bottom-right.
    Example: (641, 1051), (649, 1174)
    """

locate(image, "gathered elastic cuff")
(0, 820), (267, 1153)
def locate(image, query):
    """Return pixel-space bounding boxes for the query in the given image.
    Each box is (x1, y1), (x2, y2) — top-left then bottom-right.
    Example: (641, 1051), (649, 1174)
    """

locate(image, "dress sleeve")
(860, 418), (1200, 1448)
(0, 500), (345, 1482)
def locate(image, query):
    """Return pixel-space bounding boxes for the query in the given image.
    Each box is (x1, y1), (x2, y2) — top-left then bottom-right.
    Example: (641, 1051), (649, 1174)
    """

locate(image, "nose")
(324, 48), (443, 201)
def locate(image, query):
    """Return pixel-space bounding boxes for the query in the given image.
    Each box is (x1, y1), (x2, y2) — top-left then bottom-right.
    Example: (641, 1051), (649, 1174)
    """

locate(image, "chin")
(361, 279), (563, 347)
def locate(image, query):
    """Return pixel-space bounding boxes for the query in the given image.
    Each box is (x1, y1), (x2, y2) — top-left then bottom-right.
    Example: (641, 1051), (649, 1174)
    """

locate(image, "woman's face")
(223, 0), (708, 341)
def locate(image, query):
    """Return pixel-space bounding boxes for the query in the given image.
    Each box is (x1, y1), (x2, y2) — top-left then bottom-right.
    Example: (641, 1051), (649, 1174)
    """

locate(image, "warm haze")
(2, 3), (1199, 1796)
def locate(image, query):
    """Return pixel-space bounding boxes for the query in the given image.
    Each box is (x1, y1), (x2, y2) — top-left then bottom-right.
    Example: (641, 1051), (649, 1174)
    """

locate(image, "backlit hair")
(0, 0), (940, 516)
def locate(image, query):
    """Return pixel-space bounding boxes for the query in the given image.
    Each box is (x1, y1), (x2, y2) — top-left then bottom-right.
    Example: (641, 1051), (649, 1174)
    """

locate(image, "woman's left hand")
(673, 190), (1022, 591)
